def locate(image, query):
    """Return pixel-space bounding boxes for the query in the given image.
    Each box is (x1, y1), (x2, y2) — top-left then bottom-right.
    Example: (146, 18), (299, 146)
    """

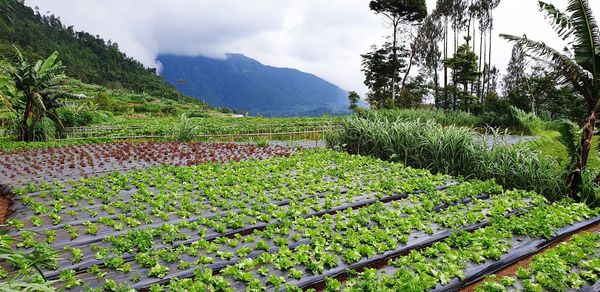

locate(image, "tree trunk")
(391, 18), (399, 105)
(401, 45), (416, 90)
(479, 29), (484, 102)
(434, 63), (440, 108)
(570, 110), (596, 197)
(444, 19), (449, 109)
(487, 13), (493, 95)
(22, 98), (34, 142)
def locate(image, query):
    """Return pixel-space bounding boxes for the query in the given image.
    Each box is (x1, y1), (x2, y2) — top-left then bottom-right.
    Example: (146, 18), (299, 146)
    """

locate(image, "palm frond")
(538, 1), (575, 40)
(566, 0), (600, 74)
(500, 34), (595, 99)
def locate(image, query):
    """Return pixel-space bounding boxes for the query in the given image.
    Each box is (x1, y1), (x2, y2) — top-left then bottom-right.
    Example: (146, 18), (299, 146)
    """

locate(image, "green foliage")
(369, 0), (427, 22)
(347, 91), (361, 113)
(327, 115), (566, 200)
(444, 43), (480, 111)
(477, 232), (600, 291)
(172, 114), (198, 142)
(0, 0), (183, 100)
(0, 232), (56, 291)
(358, 108), (483, 128)
(501, 0), (600, 197)
(1, 49), (79, 141)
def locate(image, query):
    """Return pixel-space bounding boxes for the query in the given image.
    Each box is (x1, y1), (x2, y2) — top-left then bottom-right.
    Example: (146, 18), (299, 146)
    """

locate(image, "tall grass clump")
(172, 114), (198, 142)
(327, 115), (566, 201)
(359, 109), (484, 128)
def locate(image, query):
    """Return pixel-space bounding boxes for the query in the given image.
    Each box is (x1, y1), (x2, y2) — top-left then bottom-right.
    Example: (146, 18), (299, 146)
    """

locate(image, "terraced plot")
(2, 149), (599, 291)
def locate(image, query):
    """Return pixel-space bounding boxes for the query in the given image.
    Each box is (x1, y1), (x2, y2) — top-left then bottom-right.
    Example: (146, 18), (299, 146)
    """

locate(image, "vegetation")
(5, 148), (598, 290)
(326, 114), (566, 201)
(0, 0), (183, 100)
(0, 230), (55, 291)
(501, 0), (600, 199)
(477, 231), (600, 291)
(1, 50), (76, 141)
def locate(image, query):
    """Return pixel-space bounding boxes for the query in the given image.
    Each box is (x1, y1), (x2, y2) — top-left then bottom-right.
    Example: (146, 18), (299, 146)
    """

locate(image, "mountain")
(0, 0), (183, 101)
(158, 54), (350, 117)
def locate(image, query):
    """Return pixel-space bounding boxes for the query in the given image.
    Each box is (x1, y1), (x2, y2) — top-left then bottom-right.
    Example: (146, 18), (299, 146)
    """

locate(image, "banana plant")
(1, 49), (77, 141)
(501, 0), (600, 198)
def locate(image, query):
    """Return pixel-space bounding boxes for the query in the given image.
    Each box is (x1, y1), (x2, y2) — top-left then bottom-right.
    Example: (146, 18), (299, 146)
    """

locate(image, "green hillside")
(0, 0), (181, 101)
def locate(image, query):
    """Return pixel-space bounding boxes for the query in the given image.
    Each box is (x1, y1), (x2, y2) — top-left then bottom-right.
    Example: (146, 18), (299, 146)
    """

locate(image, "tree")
(501, 0), (600, 197)
(444, 43), (480, 110)
(415, 13), (444, 106)
(2, 50), (76, 141)
(502, 41), (529, 111)
(367, 0), (427, 105)
(362, 43), (406, 109)
(347, 91), (361, 113)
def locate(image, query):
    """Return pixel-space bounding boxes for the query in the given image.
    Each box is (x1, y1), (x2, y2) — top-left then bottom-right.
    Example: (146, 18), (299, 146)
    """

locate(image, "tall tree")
(502, 41), (529, 111)
(367, 0), (427, 105)
(484, 0), (501, 94)
(347, 91), (361, 113)
(362, 43), (404, 109)
(501, 0), (600, 197)
(2, 50), (76, 141)
(435, 0), (454, 107)
(415, 13), (444, 106)
(444, 43), (480, 110)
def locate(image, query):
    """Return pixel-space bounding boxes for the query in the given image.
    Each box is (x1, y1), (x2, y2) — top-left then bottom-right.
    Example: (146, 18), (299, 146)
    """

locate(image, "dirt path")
(462, 221), (600, 292)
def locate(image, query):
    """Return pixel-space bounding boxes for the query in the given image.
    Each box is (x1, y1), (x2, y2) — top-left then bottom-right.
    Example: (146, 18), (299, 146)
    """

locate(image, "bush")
(94, 92), (113, 111)
(58, 108), (109, 127)
(327, 116), (566, 201)
(188, 111), (211, 118)
(134, 103), (163, 113)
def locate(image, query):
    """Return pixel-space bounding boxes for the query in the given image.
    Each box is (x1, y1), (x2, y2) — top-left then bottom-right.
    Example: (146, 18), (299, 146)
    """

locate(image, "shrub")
(134, 103), (162, 113)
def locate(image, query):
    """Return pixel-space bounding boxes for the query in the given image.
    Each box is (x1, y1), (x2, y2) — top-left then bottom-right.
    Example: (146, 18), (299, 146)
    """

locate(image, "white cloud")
(25, 0), (600, 97)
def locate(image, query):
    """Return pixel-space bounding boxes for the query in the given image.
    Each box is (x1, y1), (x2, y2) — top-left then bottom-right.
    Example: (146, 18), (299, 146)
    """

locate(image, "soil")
(461, 221), (600, 292)
(0, 194), (12, 224)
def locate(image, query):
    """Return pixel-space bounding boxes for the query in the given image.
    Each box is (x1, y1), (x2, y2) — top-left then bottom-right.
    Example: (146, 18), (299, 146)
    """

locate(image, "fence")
(57, 123), (341, 143)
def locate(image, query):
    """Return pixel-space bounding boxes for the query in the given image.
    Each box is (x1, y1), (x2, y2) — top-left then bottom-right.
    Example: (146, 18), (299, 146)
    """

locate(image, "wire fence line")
(56, 126), (341, 142)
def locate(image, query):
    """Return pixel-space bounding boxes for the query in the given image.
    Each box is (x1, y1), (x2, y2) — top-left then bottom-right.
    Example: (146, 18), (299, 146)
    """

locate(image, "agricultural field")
(2, 148), (599, 291)
(0, 142), (295, 186)
(475, 231), (600, 292)
(60, 116), (341, 140)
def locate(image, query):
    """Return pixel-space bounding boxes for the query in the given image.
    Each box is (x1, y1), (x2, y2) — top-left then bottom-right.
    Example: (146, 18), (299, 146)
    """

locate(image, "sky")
(26, 0), (600, 96)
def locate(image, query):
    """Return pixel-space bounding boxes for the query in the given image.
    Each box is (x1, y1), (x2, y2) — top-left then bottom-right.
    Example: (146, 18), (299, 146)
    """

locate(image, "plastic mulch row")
(124, 191), (496, 290)
(44, 182), (458, 281)
(431, 216), (600, 291)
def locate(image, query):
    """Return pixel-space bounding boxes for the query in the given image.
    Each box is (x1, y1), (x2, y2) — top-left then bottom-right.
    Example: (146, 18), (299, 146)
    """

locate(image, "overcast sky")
(26, 0), (600, 96)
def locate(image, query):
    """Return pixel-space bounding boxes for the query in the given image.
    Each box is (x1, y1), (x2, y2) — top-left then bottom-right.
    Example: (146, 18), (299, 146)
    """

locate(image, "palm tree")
(501, 0), (599, 197)
(2, 50), (75, 142)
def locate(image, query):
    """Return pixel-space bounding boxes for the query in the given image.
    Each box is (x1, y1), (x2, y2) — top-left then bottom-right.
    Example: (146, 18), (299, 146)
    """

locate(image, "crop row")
(5, 151), (448, 282)
(331, 201), (599, 292)
(0, 142), (295, 186)
(476, 231), (600, 292)
(5, 149), (500, 290)
(6, 149), (599, 291)
(53, 180), (516, 290)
